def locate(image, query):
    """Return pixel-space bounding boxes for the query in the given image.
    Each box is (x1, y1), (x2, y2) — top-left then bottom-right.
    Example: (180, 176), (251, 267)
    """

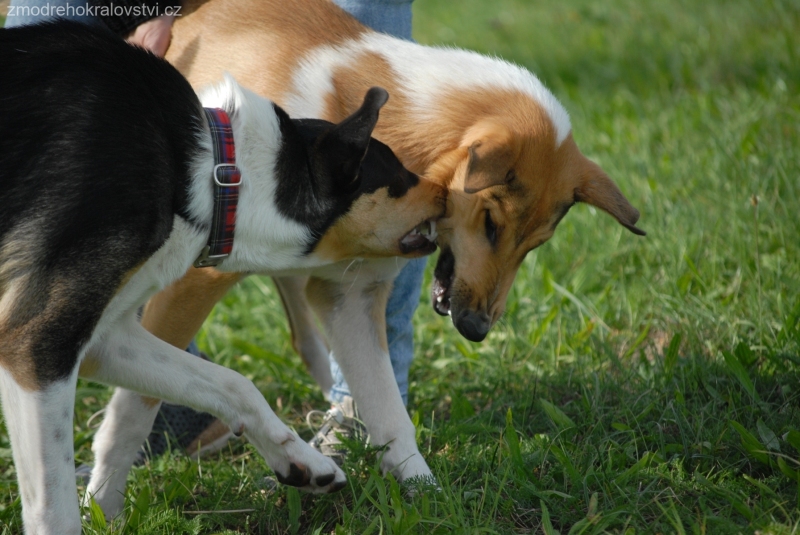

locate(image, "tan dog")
(88, 0), (644, 515)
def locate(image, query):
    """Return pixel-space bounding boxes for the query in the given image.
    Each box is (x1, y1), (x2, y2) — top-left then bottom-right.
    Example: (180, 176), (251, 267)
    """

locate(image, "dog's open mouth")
(399, 219), (438, 255)
(431, 247), (454, 316)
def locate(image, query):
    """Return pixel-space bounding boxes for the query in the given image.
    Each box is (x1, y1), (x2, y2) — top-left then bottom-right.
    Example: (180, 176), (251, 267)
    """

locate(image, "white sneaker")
(306, 396), (364, 465)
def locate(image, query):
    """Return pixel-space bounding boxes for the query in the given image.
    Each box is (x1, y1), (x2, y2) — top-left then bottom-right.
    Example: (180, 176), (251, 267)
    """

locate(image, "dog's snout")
(454, 309), (491, 342)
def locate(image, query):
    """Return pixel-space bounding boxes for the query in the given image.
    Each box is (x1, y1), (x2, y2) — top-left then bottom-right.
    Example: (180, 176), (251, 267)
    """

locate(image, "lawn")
(2, 0), (799, 533)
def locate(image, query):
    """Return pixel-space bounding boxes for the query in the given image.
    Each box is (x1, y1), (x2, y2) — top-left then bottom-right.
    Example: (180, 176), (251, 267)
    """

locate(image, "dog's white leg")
(306, 276), (433, 482)
(83, 314), (345, 519)
(0, 367), (81, 535)
(273, 275), (333, 396)
(85, 388), (161, 518)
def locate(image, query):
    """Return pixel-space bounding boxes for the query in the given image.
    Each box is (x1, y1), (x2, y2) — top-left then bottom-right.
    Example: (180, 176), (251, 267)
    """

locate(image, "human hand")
(126, 14), (175, 57)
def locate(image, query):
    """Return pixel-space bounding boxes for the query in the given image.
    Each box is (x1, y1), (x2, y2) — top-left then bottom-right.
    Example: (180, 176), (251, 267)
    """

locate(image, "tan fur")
(0, 279), (39, 391)
(0, 277), (77, 391)
(274, 276), (326, 366)
(78, 355), (102, 378)
(366, 282), (392, 353)
(1, 224), (79, 390)
(185, 418), (231, 455)
(168, 0), (365, 98)
(140, 396), (162, 409)
(140, 267), (243, 350)
(314, 177), (445, 262)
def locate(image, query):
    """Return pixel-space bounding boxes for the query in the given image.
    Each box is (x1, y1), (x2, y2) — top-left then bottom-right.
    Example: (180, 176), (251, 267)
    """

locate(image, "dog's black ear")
(317, 87), (389, 194)
(273, 102), (308, 170)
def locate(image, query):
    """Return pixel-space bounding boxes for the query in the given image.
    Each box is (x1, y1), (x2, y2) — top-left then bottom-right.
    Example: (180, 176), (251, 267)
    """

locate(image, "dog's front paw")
(274, 460), (346, 492)
(267, 436), (346, 494)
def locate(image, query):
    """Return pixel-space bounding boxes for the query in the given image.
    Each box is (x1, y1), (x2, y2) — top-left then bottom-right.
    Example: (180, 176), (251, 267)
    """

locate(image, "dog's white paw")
(264, 435), (346, 493)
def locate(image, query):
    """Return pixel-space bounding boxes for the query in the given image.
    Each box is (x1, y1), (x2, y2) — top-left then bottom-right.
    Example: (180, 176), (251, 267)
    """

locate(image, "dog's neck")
(188, 78), (328, 274)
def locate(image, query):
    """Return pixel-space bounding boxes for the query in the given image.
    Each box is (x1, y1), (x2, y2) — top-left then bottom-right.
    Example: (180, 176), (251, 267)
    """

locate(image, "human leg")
(332, 0), (413, 40)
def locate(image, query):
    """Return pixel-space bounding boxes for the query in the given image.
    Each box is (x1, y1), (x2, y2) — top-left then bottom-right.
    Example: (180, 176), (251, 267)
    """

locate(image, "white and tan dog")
(89, 0), (645, 516)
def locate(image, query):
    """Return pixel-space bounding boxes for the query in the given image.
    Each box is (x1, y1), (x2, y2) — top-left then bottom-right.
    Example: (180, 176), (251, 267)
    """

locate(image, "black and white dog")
(0, 21), (444, 534)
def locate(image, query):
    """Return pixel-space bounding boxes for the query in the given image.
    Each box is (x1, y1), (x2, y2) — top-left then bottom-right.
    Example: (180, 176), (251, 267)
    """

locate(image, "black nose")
(454, 309), (491, 342)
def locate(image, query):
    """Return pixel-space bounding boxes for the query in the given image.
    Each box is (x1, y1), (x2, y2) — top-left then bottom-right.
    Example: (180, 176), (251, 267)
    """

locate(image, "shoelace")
(306, 406), (346, 445)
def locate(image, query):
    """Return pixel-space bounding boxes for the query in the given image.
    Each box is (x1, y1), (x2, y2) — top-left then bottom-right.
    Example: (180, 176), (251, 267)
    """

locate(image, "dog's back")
(0, 21), (203, 388)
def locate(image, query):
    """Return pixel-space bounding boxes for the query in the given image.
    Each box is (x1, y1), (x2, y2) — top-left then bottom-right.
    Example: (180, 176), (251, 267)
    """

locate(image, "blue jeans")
(332, 0), (413, 40)
(329, 0), (420, 406)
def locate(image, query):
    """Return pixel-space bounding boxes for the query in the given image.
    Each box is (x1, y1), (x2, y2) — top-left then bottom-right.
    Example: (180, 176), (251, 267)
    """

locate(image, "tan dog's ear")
(462, 122), (517, 193)
(574, 157), (646, 236)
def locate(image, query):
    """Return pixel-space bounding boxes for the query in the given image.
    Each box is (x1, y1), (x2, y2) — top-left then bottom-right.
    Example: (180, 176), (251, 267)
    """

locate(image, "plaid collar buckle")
(194, 108), (242, 269)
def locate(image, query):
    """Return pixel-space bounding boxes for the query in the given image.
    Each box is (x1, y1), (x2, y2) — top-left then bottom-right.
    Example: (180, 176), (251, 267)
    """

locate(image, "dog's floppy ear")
(318, 87), (389, 194)
(461, 122), (517, 193)
(574, 157), (646, 236)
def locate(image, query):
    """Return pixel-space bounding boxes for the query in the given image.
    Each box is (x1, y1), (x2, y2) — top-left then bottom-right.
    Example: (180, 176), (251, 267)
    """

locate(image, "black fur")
(274, 114), (420, 253)
(0, 21), (204, 385)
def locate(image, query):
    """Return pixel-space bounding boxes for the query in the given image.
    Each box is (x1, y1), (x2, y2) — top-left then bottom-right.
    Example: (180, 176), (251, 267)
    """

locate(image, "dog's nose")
(454, 309), (491, 342)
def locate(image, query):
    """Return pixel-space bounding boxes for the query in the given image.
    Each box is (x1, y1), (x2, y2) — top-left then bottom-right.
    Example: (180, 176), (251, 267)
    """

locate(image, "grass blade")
(730, 421), (770, 465)
(540, 399), (576, 433)
(540, 500), (561, 535)
(126, 485), (151, 533)
(88, 497), (107, 531)
(721, 350), (760, 402)
(756, 419), (780, 452)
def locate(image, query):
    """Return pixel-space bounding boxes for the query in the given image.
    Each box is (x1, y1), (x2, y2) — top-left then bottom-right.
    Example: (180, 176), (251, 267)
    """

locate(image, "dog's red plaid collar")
(194, 108), (242, 268)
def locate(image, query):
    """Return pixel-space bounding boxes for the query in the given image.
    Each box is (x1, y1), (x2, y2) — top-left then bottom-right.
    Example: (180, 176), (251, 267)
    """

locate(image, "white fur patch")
(289, 33), (572, 146)
(198, 76), (330, 273)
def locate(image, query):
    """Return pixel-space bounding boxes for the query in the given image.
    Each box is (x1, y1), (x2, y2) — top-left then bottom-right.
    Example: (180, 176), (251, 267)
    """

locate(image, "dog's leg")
(306, 276), (433, 482)
(273, 275), (333, 396)
(0, 367), (82, 535)
(86, 265), (243, 513)
(84, 314), (346, 519)
(140, 266), (243, 349)
(87, 267), (243, 518)
(85, 388), (161, 518)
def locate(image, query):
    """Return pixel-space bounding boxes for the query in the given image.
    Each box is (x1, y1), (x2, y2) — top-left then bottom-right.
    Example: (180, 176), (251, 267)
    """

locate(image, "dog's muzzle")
(432, 247), (493, 342)
(453, 309), (491, 342)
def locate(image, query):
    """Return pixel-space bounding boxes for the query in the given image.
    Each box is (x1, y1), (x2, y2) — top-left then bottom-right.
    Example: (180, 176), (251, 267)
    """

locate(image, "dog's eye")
(505, 169), (516, 183)
(484, 210), (498, 246)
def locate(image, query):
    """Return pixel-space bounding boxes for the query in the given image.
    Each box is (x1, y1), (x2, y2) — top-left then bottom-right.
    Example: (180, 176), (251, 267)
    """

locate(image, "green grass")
(2, 0), (800, 532)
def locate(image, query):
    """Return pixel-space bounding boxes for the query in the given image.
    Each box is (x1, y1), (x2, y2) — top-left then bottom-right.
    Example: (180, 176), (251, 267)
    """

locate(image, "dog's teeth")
(437, 296), (443, 303)
(417, 220), (438, 242)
